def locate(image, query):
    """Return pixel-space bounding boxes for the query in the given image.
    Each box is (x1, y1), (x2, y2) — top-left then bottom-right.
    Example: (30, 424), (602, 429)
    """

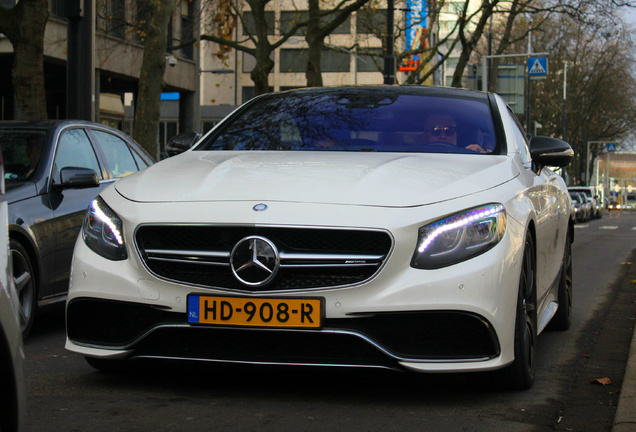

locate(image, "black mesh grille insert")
(135, 226), (392, 291)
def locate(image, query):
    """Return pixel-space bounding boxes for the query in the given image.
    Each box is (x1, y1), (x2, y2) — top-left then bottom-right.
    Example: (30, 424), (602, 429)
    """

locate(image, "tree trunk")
(247, 0), (274, 95)
(133, 0), (177, 158)
(250, 44), (274, 95)
(0, 0), (48, 120)
(451, 0), (497, 88)
(489, 0), (522, 92)
(305, 0), (323, 87)
(304, 0), (369, 87)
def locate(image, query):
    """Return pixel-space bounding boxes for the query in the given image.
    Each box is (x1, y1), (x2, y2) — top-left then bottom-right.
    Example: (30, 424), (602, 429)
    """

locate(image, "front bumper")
(67, 297), (500, 370)
(65, 189), (527, 373)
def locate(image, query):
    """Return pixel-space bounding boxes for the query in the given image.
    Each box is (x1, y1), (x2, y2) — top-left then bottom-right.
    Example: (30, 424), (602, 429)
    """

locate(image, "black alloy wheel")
(549, 229), (573, 331)
(10, 240), (37, 338)
(498, 233), (537, 390)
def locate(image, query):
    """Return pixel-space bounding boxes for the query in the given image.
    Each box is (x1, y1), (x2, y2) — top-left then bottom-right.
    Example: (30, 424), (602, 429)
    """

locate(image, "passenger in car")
(423, 114), (487, 153)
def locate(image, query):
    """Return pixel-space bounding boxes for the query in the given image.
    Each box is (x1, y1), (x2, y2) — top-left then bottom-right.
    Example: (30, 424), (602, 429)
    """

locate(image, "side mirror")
(57, 167), (100, 189)
(529, 136), (574, 172)
(166, 132), (201, 157)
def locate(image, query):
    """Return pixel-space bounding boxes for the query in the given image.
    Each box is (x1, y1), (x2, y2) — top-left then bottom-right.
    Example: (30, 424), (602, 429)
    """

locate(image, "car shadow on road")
(76, 358), (517, 405)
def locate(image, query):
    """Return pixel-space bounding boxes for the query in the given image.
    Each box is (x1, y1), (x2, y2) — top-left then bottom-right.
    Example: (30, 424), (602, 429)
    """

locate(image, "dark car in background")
(0, 120), (154, 336)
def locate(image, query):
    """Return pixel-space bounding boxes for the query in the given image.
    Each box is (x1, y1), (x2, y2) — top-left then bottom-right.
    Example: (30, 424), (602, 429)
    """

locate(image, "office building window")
(97, 0), (126, 39)
(280, 49), (349, 73)
(357, 9), (386, 35)
(356, 48), (383, 72)
(135, 2), (150, 43)
(242, 87), (256, 104)
(280, 11), (350, 35)
(322, 49), (350, 72)
(280, 49), (309, 73)
(280, 11), (308, 35)
(242, 52), (274, 73)
(328, 14), (351, 34)
(243, 11), (276, 35)
(181, 0), (194, 59)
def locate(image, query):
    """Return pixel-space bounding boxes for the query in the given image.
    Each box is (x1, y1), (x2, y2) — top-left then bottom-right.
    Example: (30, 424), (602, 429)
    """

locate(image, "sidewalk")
(612, 321), (636, 432)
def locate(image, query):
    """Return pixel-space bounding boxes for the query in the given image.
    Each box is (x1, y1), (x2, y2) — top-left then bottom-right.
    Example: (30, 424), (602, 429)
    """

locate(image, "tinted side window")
(55, 129), (103, 179)
(92, 130), (139, 178)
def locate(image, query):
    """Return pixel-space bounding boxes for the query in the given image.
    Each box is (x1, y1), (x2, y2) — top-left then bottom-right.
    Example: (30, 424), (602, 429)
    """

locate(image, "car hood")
(115, 151), (519, 207)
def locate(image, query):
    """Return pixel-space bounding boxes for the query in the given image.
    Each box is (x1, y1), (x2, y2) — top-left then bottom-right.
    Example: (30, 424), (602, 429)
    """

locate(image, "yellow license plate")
(187, 295), (323, 329)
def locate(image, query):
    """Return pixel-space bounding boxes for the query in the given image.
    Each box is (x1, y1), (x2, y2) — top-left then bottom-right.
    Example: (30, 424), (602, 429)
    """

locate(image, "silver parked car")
(569, 191), (591, 223)
(568, 186), (601, 219)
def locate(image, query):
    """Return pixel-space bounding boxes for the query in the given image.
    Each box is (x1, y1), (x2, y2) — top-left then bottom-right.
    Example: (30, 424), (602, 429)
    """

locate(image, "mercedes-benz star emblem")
(230, 236), (280, 287)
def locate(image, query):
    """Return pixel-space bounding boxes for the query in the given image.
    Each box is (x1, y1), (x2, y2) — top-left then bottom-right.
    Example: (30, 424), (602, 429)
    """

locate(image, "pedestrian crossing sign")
(528, 57), (548, 79)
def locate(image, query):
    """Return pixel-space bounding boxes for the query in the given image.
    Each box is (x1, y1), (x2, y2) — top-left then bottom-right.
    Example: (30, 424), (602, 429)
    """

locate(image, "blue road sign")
(607, 143), (617, 152)
(528, 57), (548, 78)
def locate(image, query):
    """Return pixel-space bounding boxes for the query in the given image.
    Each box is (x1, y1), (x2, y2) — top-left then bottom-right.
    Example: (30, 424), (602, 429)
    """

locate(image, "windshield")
(0, 129), (47, 182)
(196, 91), (498, 154)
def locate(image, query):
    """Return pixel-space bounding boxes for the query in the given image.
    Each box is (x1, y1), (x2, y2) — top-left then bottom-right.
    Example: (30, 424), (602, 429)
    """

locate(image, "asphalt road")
(23, 210), (636, 432)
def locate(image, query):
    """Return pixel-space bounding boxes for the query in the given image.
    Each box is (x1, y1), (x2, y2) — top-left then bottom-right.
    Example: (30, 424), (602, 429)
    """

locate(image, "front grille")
(135, 225), (392, 291)
(67, 299), (500, 362)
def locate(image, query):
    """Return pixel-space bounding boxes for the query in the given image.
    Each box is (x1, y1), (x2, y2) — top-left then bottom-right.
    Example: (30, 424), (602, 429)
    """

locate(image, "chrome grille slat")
(147, 257), (230, 266)
(145, 249), (230, 259)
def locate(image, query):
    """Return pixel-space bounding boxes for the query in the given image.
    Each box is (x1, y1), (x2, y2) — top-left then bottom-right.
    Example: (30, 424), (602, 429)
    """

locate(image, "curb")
(613, 317), (636, 432)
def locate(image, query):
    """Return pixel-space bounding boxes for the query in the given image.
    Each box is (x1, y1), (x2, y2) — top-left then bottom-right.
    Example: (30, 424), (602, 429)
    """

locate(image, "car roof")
(0, 120), (113, 131)
(275, 85), (491, 102)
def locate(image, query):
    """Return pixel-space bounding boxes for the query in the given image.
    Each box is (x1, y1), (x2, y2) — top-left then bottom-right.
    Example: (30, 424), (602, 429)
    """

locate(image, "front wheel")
(549, 230), (573, 331)
(11, 239), (37, 338)
(498, 234), (536, 390)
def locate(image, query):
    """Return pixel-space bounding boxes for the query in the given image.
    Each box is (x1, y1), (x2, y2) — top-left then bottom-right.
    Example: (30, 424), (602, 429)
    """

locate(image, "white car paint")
(64, 88), (573, 388)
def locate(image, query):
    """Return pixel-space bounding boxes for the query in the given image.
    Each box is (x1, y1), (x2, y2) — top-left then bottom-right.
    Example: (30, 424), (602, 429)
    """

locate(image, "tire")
(498, 234), (536, 390)
(549, 229), (573, 331)
(10, 240), (37, 338)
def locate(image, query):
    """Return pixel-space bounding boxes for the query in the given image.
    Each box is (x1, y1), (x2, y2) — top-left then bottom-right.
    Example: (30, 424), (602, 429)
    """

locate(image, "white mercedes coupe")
(65, 86), (574, 390)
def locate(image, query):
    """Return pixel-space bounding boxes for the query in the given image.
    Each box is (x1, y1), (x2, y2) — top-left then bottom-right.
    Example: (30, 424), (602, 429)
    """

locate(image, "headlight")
(411, 204), (506, 269)
(82, 197), (127, 260)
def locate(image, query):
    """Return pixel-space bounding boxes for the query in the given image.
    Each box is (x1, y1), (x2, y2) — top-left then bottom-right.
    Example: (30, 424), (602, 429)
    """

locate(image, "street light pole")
(384, 0), (396, 85)
(193, 0), (201, 134)
(562, 62), (567, 141)
(587, 141), (614, 187)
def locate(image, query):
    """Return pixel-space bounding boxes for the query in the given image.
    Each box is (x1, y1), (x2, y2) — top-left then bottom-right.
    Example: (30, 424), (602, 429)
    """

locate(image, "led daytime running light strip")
(417, 205), (504, 253)
(92, 200), (124, 245)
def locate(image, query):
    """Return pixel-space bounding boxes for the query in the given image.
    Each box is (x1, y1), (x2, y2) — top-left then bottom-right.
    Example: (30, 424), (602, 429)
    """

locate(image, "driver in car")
(423, 114), (487, 153)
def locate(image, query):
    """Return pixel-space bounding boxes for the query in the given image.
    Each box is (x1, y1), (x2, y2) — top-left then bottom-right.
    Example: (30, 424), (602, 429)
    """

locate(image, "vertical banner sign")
(405, 0), (426, 50)
(400, 0), (426, 72)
